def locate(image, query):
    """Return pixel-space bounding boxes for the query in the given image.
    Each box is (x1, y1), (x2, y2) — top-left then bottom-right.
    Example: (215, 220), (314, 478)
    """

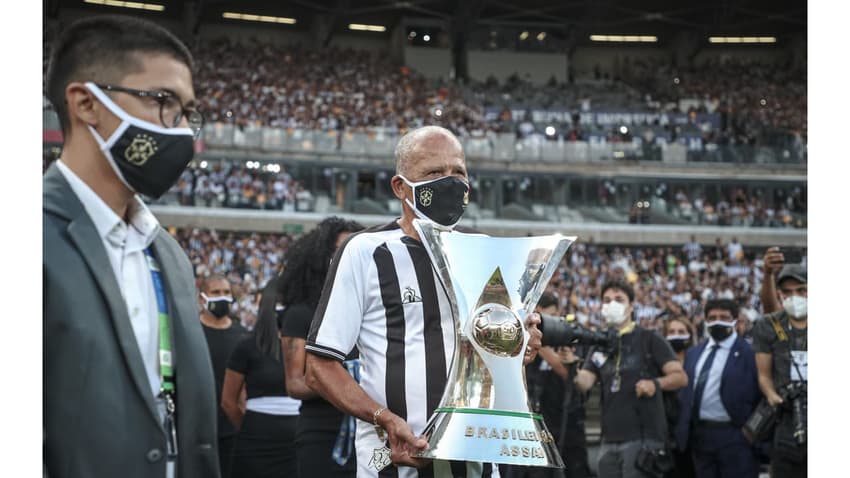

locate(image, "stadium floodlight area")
(83, 0), (164, 11)
(589, 35), (658, 42)
(221, 12), (296, 25)
(349, 24), (387, 32)
(708, 36), (777, 44)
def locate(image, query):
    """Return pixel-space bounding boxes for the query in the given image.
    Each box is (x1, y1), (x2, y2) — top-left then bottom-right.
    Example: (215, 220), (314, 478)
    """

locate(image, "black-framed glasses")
(95, 84), (204, 139)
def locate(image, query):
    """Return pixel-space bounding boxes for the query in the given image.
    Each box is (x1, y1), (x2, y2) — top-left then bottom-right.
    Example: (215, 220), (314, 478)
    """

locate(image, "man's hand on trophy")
(381, 411), (430, 468)
(524, 313), (543, 365)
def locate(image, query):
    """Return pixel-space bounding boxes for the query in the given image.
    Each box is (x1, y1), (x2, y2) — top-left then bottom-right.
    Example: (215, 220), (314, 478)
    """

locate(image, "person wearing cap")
(751, 265), (807, 477)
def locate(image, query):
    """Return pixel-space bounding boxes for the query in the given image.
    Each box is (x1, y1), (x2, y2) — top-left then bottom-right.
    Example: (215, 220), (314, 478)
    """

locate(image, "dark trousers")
(770, 450), (806, 478)
(668, 447), (696, 478)
(690, 423), (758, 478)
(295, 415), (356, 478)
(231, 410), (297, 478)
(218, 435), (235, 478)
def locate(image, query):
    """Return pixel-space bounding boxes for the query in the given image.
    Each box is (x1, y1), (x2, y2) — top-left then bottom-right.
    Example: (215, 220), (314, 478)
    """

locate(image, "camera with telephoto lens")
(743, 381), (807, 445)
(539, 314), (617, 352)
(783, 381), (807, 446)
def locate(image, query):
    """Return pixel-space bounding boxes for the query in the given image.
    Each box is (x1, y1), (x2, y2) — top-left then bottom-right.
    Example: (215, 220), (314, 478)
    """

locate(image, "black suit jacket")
(43, 164), (220, 478)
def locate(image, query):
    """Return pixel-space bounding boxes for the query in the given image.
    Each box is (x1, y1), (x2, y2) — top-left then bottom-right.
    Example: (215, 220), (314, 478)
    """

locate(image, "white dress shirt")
(57, 161), (174, 477)
(693, 329), (737, 421)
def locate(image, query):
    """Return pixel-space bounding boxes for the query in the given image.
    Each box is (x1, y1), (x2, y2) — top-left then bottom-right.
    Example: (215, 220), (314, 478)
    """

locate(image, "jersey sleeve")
(305, 234), (367, 362)
(280, 303), (314, 340)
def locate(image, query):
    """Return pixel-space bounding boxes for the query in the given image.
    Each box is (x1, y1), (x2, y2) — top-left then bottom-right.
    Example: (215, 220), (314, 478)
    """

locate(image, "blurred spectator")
(197, 274), (248, 477)
(575, 281), (687, 478)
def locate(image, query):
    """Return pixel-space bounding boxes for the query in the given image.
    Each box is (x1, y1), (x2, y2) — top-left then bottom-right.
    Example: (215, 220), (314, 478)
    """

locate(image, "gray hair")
(394, 125), (462, 176)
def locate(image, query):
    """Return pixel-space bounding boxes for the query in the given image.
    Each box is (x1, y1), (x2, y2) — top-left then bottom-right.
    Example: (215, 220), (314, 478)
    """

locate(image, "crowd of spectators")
(166, 162), (315, 211)
(43, 32), (806, 149)
(623, 56), (807, 142)
(173, 225), (801, 338)
(192, 38), (489, 136)
(172, 227), (297, 329)
(670, 186), (807, 228)
(551, 236), (791, 341)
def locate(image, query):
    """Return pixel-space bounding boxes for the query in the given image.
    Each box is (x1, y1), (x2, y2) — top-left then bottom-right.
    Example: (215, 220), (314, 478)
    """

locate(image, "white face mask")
(783, 296), (807, 319)
(602, 301), (629, 325)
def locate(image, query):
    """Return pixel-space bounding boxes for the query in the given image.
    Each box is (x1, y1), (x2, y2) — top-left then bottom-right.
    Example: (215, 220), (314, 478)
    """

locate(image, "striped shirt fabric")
(306, 220), (496, 478)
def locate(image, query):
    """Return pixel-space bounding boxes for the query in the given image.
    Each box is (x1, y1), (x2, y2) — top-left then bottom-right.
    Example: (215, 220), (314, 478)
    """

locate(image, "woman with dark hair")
(662, 316), (698, 478)
(222, 274), (300, 478)
(279, 217), (364, 478)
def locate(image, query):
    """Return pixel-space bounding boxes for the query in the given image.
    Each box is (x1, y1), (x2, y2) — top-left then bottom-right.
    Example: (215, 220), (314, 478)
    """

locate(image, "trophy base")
(416, 407), (565, 468)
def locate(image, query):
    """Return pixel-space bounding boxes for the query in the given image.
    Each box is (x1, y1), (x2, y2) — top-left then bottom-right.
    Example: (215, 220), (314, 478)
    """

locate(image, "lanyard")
(144, 248), (179, 459)
(332, 359), (361, 465)
(145, 248), (176, 394)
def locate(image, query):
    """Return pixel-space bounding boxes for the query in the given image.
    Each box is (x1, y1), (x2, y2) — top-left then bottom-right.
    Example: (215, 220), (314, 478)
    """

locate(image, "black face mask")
(204, 295), (232, 319)
(401, 175), (469, 228)
(667, 338), (690, 352)
(707, 324), (733, 342)
(87, 83), (196, 199)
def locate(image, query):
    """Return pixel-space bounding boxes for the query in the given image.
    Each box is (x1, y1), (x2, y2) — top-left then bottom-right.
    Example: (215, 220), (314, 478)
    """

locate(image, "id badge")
(790, 351), (808, 381)
(591, 351), (608, 368)
(610, 375), (621, 393)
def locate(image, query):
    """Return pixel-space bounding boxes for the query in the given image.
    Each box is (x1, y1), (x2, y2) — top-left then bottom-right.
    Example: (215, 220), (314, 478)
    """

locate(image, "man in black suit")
(43, 15), (219, 478)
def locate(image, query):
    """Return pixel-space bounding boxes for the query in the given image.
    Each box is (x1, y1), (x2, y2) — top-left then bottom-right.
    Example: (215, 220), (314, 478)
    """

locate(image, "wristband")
(653, 378), (661, 393)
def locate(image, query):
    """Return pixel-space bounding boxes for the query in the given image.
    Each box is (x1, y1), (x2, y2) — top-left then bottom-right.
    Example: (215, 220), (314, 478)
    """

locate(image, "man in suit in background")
(43, 15), (219, 478)
(675, 299), (760, 478)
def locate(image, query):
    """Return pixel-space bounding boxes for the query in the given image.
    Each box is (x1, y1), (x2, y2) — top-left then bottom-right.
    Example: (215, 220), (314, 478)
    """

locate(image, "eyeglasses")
(95, 84), (204, 139)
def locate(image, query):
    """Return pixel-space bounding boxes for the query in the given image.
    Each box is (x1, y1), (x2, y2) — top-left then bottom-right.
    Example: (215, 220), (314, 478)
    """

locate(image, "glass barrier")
(41, 109), (806, 165)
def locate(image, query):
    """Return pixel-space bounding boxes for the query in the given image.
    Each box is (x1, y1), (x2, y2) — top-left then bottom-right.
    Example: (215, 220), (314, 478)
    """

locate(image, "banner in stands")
(484, 109), (721, 129)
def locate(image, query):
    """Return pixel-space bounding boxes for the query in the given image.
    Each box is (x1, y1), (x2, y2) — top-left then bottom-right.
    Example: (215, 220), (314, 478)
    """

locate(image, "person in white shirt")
(304, 126), (544, 477)
(43, 14), (219, 478)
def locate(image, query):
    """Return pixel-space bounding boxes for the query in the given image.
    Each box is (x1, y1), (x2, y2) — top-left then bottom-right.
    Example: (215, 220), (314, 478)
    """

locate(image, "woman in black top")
(222, 276), (300, 478)
(662, 316), (698, 478)
(279, 217), (363, 478)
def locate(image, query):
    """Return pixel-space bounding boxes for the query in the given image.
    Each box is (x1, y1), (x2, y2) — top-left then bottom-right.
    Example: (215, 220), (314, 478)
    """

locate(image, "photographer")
(752, 265), (807, 477)
(504, 293), (591, 478)
(575, 281), (688, 478)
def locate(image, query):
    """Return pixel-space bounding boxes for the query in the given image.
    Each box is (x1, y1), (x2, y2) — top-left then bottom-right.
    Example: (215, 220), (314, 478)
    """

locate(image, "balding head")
(394, 125), (464, 176)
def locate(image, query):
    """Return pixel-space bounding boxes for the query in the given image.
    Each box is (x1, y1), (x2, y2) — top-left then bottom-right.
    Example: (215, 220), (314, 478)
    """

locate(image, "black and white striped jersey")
(306, 220), (497, 478)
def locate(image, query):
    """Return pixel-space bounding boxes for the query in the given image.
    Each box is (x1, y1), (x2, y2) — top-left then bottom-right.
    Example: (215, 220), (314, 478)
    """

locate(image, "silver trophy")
(413, 219), (576, 468)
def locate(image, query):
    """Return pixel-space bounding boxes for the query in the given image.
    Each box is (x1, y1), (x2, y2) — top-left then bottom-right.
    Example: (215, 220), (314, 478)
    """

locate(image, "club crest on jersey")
(369, 444), (392, 471)
(402, 286), (422, 304)
(419, 187), (434, 207)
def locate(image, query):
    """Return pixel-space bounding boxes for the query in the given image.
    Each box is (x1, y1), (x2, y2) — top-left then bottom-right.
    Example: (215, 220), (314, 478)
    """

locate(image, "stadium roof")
(54, 0), (807, 44)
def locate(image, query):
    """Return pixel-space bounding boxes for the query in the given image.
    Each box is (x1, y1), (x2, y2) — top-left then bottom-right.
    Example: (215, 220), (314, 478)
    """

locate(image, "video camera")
(539, 314), (617, 352)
